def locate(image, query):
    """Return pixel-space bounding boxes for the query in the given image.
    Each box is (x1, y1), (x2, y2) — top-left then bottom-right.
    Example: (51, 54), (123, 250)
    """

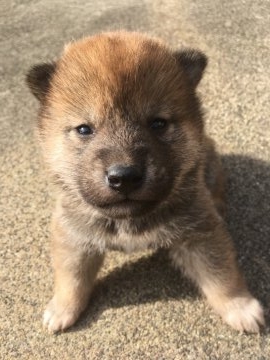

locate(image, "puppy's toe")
(223, 297), (265, 333)
(43, 298), (80, 333)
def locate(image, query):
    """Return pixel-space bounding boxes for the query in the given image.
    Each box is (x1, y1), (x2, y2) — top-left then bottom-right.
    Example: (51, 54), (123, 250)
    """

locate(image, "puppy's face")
(27, 32), (207, 219)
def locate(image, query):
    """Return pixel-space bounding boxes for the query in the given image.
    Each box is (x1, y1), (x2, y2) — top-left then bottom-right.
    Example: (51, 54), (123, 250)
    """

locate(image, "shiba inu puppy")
(27, 31), (264, 333)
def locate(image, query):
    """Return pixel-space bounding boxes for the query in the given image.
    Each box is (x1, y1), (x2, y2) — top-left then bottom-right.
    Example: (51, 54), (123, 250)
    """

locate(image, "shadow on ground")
(69, 154), (270, 332)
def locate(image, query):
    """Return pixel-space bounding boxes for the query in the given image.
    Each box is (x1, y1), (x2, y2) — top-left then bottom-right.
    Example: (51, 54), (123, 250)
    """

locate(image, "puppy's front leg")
(43, 219), (104, 333)
(170, 220), (265, 332)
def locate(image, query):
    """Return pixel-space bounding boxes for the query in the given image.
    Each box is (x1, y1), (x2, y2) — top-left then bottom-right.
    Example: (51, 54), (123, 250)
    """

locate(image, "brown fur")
(27, 31), (264, 333)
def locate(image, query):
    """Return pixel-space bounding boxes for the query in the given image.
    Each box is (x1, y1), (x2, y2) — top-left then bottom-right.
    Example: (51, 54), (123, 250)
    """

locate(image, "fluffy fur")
(27, 31), (264, 333)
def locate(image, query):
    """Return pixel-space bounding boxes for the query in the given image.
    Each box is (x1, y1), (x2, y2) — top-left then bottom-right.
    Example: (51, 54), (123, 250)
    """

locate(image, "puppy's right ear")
(26, 63), (56, 102)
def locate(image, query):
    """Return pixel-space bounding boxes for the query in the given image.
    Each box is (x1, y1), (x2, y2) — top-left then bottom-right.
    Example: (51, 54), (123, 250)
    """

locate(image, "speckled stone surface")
(1, 0), (270, 359)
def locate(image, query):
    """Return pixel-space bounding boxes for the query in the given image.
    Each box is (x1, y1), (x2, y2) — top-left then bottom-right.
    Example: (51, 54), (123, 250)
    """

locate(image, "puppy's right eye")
(76, 124), (93, 136)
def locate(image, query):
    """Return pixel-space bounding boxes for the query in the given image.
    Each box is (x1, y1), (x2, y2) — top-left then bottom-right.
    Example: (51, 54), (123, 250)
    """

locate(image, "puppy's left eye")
(149, 118), (168, 131)
(76, 124), (93, 135)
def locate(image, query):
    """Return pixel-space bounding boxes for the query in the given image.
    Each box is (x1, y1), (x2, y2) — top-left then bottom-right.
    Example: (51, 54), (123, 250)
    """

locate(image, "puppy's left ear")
(26, 62), (56, 102)
(174, 49), (207, 87)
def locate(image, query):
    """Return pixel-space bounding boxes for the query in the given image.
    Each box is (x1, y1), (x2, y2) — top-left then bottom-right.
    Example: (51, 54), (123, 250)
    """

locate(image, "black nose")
(106, 165), (143, 193)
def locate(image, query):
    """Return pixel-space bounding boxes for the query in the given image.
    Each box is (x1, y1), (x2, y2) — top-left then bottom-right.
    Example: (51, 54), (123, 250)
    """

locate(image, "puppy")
(27, 31), (264, 333)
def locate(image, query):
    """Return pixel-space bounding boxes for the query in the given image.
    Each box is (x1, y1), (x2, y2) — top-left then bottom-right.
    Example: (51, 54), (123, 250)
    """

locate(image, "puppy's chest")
(93, 219), (174, 253)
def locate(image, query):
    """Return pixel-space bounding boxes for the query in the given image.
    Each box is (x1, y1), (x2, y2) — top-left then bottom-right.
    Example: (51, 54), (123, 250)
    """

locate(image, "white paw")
(222, 297), (265, 333)
(43, 297), (80, 333)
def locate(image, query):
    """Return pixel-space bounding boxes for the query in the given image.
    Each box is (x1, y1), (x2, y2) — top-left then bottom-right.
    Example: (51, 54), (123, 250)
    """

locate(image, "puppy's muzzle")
(106, 165), (143, 194)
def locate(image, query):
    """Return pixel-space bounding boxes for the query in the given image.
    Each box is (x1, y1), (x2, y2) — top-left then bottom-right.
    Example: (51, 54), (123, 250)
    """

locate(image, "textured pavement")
(1, 0), (270, 359)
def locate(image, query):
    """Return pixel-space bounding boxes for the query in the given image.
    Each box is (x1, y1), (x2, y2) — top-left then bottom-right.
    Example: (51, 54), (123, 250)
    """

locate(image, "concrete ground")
(1, 0), (270, 359)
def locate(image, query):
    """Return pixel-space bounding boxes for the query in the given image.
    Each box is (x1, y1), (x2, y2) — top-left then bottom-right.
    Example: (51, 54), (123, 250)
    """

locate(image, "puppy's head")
(27, 32), (207, 219)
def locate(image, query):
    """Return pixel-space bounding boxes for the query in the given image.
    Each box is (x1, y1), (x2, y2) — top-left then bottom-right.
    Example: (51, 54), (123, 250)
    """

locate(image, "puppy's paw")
(222, 296), (265, 333)
(43, 297), (81, 333)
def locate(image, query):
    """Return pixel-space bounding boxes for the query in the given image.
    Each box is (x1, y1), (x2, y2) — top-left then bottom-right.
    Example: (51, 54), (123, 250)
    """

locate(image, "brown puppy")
(27, 31), (264, 333)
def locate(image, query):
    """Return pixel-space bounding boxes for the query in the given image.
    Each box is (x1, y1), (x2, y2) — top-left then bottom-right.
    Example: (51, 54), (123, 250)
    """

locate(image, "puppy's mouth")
(101, 198), (158, 217)
(90, 197), (159, 218)
(78, 177), (169, 219)
(102, 198), (142, 206)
